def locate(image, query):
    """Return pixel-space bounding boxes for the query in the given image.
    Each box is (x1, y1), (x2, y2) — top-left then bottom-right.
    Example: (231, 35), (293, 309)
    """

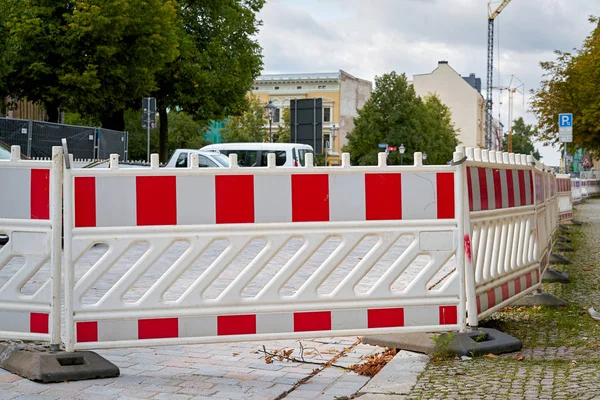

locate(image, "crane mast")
(485, 0), (512, 149)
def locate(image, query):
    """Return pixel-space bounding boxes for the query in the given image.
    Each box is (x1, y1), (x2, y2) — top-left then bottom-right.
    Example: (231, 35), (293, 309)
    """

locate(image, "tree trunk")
(45, 105), (60, 123)
(99, 109), (125, 132)
(159, 106), (169, 163)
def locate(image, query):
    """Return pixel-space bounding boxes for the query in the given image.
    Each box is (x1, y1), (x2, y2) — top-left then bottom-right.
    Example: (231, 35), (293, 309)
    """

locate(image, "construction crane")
(485, 0), (512, 149)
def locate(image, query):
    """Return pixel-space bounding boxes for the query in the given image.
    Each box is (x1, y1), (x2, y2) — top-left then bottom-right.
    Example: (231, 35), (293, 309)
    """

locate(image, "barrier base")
(362, 328), (522, 357)
(550, 253), (570, 265)
(558, 235), (572, 243)
(542, 268), (570, 283)
(555, 242), (573, 252)
(512, 292), (568, 308)
(0, 234), (8, 246)
(559, 225), (571, 234)
(0, 343), (119, 383)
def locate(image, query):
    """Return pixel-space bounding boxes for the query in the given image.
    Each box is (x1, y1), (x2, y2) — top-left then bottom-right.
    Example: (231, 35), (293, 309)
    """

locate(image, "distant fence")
(0, 117), (128, 160)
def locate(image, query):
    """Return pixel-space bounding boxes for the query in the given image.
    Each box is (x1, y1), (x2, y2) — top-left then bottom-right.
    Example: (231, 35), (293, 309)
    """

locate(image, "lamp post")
(399, 143), (405, 165)
(330, 123), (338, 166)
(423, 152), (427, 164)
(265, 100), (276, 143)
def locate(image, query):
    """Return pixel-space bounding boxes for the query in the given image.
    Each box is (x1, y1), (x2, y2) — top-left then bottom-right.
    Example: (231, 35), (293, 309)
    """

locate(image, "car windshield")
(297, 149), (313, 166)
(211, 153), (230, 167)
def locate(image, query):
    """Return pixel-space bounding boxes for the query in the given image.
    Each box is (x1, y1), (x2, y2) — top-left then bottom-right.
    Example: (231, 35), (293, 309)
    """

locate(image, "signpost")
(559, 113), (573, 173)
(142, 97), (156, 163)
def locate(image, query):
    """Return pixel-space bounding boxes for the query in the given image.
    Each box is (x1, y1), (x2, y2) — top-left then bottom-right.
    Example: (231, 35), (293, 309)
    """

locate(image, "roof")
(256, 72), (341, 82)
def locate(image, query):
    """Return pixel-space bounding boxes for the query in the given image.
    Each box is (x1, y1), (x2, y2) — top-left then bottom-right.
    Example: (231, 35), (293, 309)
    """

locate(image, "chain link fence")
(0, 117), (128, 160)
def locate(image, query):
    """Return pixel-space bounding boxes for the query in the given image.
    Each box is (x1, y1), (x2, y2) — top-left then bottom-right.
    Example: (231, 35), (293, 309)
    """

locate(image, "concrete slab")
(362, 333), (435, 355)
(356, 350), (428, 397)
(542, 268), (570, 283)
(550, 253), (570, 265)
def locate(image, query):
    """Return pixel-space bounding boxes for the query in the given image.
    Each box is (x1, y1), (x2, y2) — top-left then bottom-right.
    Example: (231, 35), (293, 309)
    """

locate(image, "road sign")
(378, 143), (388, 148)
(558, 113), (573, 143)
(142, 97), (156, 129)
(387, 146), (396, 151)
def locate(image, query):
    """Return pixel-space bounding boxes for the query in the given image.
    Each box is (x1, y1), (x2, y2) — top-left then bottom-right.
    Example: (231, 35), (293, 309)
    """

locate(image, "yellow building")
(251, 70), (372, 165)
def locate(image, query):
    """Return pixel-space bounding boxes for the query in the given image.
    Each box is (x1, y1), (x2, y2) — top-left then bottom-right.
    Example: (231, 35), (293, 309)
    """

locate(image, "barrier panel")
(557, 174), (573, 222)
(0, 146), (62, 345)
(572, 178), (582, 204)
(62, 152), (466, 351)
(460, 148), (551, 324)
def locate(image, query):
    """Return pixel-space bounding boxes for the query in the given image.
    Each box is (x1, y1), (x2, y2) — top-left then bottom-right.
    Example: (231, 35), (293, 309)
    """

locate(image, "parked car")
(0, 141), (29, 160)
(165, 149), (230, 168)
(200, 143), (315, 167)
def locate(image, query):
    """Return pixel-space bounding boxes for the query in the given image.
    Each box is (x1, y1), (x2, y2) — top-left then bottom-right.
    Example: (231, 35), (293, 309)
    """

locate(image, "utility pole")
(142, 97), (156, 163)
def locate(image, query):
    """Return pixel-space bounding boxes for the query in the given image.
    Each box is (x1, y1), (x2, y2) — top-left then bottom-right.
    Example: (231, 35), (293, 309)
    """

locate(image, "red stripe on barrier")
(30, 169), (50, 219)
(436, 173), (454, 219)
(367, 308), (404, 328)
(294, 311), (331, 332)
(30, 312), (49, 334)
(292, 174), (329, 222)
(514, 277), (521, 294)
(536, 269), (540, 283)
(439, 306), (458, 325)
(487, 290), (496, 309)
(501, 283), (509, 301)
(493, 169), (502, 209)
(138, 318), (179, 339)
(467, 167), (474, 211)
(506, 170), (515, 207)
(217, 314), (256, 335)
(77, 321), (98, 342)
(136, 176), (177, 226)
(365, 174), (402, 220)
(216, 175), (255, 224)
(478, 168), (489, 210)
(526, 272), (532, 288)
(518, 170), (527, 206)
(476, 296), (481, 314)
(74, 177), (96, 227)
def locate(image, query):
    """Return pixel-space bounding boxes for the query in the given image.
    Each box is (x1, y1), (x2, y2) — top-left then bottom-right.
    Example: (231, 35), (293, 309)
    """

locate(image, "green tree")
(344, 72), (458, 165)
(220, 97), (267, 143)
(531, 16), (600, 156)
(2, 0), (180, 125)
(153, 0), (265, 162)
(502, 117), (541, 159)
(168, 111), (207, 153)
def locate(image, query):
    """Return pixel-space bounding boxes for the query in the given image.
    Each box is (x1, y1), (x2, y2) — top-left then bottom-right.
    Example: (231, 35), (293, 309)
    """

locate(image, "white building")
(411, 61), (486, 149)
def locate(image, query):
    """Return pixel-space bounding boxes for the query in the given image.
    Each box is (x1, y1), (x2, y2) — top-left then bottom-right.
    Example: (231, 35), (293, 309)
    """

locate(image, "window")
(323, 134), (331, 150)
(226, 150), (259, 167)
(296, 148), (314, 167)
(297, 86), (302, 89)
(323, 107), (331, 123)
(175, 152), (188, 168)
(198, 155), (217, 168)
(318, 85), (327, 89)
(273, 108), (281, 123)
(274, 86), (280, 90)
(261, 151), (287, 166)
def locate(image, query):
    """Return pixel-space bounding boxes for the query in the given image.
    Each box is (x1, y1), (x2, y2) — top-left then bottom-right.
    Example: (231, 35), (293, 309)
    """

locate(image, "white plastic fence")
(556, 174), (573, 222)
(0, 146), (62, 345)
(61, 152), (467, 351)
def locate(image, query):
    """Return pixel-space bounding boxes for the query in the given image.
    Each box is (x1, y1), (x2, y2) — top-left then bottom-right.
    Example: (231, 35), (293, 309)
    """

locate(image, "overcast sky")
(256, 0), (599, 165)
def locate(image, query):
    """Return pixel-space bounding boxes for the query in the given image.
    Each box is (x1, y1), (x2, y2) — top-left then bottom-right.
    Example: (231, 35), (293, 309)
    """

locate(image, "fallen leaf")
(265, 355), (273, 364)
(517, 355), (526, 361)
(232, 353), (239, 356)
(484, 353), (498, 358)
(584, 267), (591, 271)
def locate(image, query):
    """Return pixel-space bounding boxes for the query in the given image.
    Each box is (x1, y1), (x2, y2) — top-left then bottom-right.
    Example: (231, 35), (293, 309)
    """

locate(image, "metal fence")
(0, 117), (128, 160)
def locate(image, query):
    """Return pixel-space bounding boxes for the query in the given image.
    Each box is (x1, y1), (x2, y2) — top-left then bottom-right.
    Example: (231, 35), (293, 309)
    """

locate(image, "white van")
(165, 149), (230, 168)
(200, 143), (315, 167)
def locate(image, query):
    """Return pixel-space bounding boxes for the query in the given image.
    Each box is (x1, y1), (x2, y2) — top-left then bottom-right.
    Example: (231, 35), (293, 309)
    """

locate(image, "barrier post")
(63, 153), (75, 353)
(50, 147), (63, 351)
(454, 148), (472, 329)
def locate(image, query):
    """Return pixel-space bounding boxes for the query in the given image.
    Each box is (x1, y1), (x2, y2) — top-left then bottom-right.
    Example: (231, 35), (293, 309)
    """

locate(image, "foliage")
(167, 111), (207, 152)
(153, 0), (265, 161)
(2, 0), (180, 125)
(276, 108), (291, 143)
(221, 97), (267, 143)
(431, 333), (455, 360)
(530, 16), (600, 156)
(343, 72), (458, 165)
(502, 117), (541, 159)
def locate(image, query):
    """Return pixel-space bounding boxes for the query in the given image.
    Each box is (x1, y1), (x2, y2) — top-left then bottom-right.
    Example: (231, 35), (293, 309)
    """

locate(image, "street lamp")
(399, 143), (405, 165)
(265, 100), (276, 143)
(423, 152), (427, 164)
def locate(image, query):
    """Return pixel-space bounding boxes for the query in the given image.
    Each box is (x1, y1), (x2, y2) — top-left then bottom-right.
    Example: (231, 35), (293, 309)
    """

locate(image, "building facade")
(411, 61), (486, 149)
(251, 70), (372, 164)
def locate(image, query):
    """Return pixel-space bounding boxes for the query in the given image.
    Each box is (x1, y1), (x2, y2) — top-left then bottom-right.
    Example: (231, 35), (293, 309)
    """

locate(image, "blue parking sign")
(559, 113), (573, 127)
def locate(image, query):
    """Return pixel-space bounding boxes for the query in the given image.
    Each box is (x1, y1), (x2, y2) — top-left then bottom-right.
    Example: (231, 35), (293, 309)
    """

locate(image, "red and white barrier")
(556, 174), (573, 222)
(62, 152), (467, 351)
(0, 146), (62, 345)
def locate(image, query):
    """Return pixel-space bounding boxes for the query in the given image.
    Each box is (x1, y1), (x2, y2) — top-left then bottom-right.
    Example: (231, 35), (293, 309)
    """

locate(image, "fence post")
(27, 119), (33, 157)
(50, 147), (63, 351)
(94, 127), (100, 160)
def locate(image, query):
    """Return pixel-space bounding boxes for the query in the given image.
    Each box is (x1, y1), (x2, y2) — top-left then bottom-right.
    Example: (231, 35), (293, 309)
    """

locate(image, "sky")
(255, 0), (600, 165)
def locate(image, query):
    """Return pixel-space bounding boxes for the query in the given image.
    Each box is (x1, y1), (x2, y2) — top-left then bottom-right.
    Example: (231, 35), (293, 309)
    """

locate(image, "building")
(2, 98), (47, 121)
(411, 61), (486, 149)
(251, 70), (372, 164)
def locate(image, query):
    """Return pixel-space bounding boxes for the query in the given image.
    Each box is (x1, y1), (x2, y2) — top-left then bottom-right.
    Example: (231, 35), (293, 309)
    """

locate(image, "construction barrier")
(0, 146), (62, 346)
(62, 152), (467, 351)
(557, 174), (573, 222)
(572, 178), (582, 204)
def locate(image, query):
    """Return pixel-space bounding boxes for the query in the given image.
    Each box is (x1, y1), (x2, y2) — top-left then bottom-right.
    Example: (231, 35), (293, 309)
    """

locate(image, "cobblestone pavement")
(0, 337), (386, 399)
(407, 199), (600, 400)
